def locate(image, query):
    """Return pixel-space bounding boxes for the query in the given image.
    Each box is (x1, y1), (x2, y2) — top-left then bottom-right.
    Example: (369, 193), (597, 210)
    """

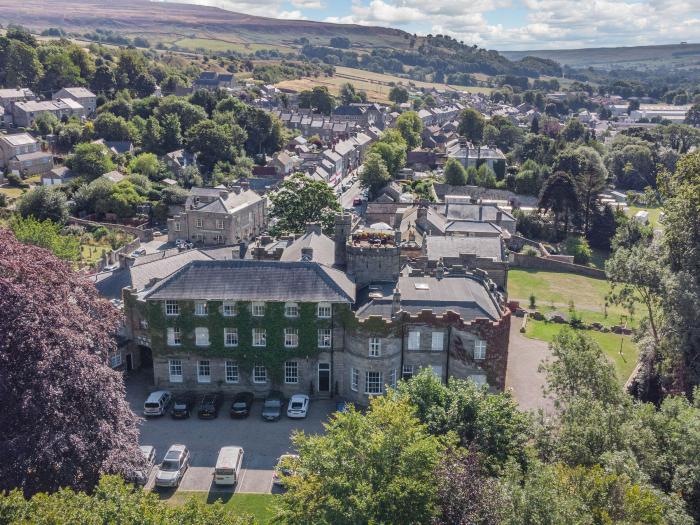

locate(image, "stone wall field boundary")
(510, 252), (607, 279)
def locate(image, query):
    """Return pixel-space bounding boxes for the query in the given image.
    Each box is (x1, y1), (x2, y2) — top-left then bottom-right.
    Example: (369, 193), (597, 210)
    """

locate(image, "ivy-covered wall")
(146, 300), (335, 383)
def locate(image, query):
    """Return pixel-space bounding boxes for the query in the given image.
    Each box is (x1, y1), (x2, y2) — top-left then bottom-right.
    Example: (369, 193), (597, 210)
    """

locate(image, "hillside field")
(276, 66), (494, 103)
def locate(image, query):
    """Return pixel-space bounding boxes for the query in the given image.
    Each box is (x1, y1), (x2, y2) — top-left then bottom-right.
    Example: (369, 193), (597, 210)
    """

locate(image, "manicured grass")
(509, 269), (612, 312)
(525, 319), (639, 384)
(165, 492), (279, 523)
(626, 206), (663, 228)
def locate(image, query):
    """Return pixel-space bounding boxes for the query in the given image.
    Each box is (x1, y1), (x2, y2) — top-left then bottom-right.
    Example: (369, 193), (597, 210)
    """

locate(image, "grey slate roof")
(145, 260), (355, 303)
(280, 231), (335, 266)
(425, 235), (504, 262)
(130, 250), (214, 292)
(357, 274), (500, 321)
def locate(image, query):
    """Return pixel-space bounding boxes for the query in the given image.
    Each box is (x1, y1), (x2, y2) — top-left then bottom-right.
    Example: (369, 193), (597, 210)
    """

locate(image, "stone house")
(52, 87), (97, 114)
(11, 98), (86, 128)
(167, 186), (267, 246)
(122, 215), (511, 404)
(0, 132), (53, 176)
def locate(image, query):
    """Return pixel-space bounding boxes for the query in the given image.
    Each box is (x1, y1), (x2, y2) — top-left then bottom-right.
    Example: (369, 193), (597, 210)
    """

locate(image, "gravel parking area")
(126, 370), (334, 495)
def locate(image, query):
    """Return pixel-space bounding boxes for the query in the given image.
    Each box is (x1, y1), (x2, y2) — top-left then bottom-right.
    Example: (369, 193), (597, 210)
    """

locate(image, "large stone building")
(123, 216), (511, 404)
(0, 132), (53, 177)
(167, 186), (267, 246)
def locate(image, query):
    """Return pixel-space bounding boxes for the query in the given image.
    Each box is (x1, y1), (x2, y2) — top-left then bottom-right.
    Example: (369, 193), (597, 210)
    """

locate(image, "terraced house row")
(122, 216), (511, 404)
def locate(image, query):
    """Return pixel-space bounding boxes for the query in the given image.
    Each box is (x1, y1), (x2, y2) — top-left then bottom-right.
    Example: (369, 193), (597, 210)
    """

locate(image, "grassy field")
(525, 320), (639, 383)
(165, 492), (278, 524)
(174, 38), (294, 54)
(80, 243), (110, 266)
(510, 269), (612, 313)
(276, 66), (494, 103)
(626, 206), (663, 228)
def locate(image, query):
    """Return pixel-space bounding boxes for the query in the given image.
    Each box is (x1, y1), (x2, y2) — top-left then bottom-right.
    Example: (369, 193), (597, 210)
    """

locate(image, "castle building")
(123, 215), (511, 404)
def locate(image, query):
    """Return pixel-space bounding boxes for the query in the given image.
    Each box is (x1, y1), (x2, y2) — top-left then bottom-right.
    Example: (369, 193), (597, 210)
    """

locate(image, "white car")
(155, 444), (190, 488)
(102, 263), (119, 272)
(286, 394), (309, 419)
(130, 248), (147, 258)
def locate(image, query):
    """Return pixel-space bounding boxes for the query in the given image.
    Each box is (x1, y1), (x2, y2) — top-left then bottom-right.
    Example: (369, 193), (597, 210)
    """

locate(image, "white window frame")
(474, 340), (487, 360)
(197, 360), (211, 383)
(165, 300), (179, 316)
(431, 331), (444, 352)
(110, 354), (122, 368)
(215, 218), (225, 230)
(389, 368), (397, 388)
(402, 364), (415, 380)
(284, 361), (299, 384)
(252, 302), (265, 317)
(169, 359), (183, 383)
(224, 327), (238, 347)
(368, 337), (381, 357)
(317, 302), (332, 319)
(284, 327), (299, 348)
(194, 301), (208, 316)
(252, 328), (266, 347)
(253, 365), (267, 384)
(365, 371), (383, 395)
(408, 330), (421, 350)
(195, 327), (209, 347)
(351, 367), (359, 391)
(284, 302), (299, 318)
(318, 328), (332, 348)
(225, 361), (239, 384)
(223, 301), (237, 317)
(195, 217), (203, 228)
(167, 326), (181, 346)
(174, 221), (181, 232)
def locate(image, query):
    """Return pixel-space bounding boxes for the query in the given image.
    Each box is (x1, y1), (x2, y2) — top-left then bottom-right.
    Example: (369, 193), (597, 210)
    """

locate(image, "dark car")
(335, 400), (355, 413)
(171, 392), (196, 419)
(197, 392), (223, 419)
(262, 391), (285, 421)
(230, 391), (255, 418)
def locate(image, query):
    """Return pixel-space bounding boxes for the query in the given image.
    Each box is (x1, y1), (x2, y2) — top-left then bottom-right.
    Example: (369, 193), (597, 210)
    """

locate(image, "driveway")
(126, 370), (334, 495)
(505, 320), (556, 415)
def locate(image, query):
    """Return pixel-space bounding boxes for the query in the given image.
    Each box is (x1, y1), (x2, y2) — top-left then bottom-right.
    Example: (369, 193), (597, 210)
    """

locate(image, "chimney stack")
(391, 287), (401, 318)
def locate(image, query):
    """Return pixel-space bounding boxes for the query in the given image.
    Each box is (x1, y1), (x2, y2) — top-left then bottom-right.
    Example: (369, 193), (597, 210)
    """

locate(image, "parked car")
(352, 196), (363, 206)
(286, 394), (309, 419)
(230, 392), (255, 418)
(171, 392), (196, 419)
(131, 445), (156, 486)
(197, 392), (223, 419)
(335, 400), (355, 413)
(102, 263), (119, 272)
(262, 391), (285, 421)
(272, 454), (299, 486)
(214, 446), (245, 486)
(143, 390), (172, 417)
(154, 444), (190, 488)
(130, 248), (147, 258)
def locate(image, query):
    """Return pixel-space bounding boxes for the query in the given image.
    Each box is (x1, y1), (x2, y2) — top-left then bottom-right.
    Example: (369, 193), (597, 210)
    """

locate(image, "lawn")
(525, 319), (639, 384)
(0, 186), (25, 200)
(165, 492), (278, 524)
(80, 243), (110, 266)
(509, 269), (612, 312)
(626, 206), (663, 228)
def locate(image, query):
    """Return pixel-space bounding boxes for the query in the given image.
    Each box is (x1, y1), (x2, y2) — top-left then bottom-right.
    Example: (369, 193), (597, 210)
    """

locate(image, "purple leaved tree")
(0, 228), (142, 496)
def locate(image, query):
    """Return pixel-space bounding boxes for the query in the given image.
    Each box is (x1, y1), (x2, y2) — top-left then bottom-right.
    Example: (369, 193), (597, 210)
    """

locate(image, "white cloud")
(291, 0), (325, 8)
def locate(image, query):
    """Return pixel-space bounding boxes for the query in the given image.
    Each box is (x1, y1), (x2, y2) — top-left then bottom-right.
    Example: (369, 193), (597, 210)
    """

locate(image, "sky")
(164, 0), (700, 51)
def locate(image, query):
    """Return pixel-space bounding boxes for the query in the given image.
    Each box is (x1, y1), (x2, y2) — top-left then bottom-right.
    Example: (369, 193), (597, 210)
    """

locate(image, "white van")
(214, 446), (244, 486)
(143, 390), (172, 416)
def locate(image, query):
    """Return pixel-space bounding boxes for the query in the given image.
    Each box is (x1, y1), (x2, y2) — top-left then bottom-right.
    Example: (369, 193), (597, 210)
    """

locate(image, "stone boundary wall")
(68, 216), (154, 242)
(510, 252), (606, 279)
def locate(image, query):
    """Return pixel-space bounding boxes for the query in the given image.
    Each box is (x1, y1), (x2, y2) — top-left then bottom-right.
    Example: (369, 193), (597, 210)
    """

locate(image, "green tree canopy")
(395, 111), (423, 150)
(68, 143), (115, 182)
(17, 186), (69, 224)
(269, 173), (341, 235)
(359, 152), (391, 195)
(444, 158), (467, 186)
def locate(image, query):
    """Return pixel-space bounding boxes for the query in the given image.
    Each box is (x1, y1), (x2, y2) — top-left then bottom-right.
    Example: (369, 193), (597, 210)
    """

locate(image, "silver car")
(155, 444), (190, 488)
